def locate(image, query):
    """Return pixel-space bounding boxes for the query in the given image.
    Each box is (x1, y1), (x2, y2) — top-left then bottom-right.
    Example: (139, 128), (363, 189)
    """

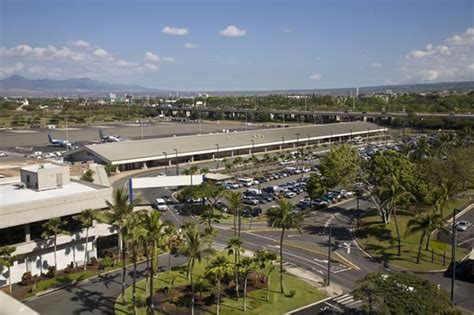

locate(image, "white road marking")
(246, 232), (275, 242)
(333, 294), (350, 301)
(324, 302), (343, 312)
(333, 267), (351, 274)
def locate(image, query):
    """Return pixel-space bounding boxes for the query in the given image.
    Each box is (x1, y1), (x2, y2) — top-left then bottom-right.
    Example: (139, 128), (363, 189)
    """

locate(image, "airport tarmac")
(0, 120), (266, 154)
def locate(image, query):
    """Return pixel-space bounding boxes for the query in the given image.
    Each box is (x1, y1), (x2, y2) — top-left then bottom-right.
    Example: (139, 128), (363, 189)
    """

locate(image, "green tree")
(225, 191), (243, 237)
(73, 209), (98, 270)
(239, 256), (255, 311)
(319, 144), (360, 188)
(406, 211), (442, 264)
(254, 248), (277, 301)
(205, 256), (234, 315)
(353, 272), (458, 314)
(267, 198), (303, 293)
(226, 237), (244, 300)
(80, 169), (94, 182)
(127, 212), (147, 313)
(42, 217), (66, 276)
(0, 246), (18, 293)
(182, 165), (200, 186)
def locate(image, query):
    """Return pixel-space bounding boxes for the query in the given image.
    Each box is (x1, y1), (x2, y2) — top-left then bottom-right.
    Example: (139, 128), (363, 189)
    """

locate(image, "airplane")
(99, 130), (123, 142)
(48, 134), (71, 148)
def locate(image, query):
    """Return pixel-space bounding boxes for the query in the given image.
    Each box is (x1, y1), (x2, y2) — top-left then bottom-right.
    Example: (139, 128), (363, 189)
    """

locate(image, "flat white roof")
(0, 181), (98, 208)
(21, 162), (65, 172)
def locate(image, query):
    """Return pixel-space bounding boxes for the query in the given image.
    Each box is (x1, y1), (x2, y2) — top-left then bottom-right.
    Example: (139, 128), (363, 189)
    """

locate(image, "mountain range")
(0, 75), (472, 97)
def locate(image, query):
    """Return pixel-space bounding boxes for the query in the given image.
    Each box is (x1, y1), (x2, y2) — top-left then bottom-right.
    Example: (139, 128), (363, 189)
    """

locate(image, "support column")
(248, 149), (252, 155)
(231, 151), (234, 157)
(168, 159), (172, 166)
(142, 162), (148, 169)
(190, 156), (194, 162)
(25, 223), (31, 242)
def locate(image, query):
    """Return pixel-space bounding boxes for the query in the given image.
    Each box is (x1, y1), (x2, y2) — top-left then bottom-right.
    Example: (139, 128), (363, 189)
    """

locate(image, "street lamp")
(251, 139), (255, 157)
(327, 223), (332, 286)
(281, 136), (285, 153)
(215, 144), (219, 169)
(295, 133), (300, 168)
(162, 152), (168, 175)
(173, 149), (179, 175)
(451, 208), (461, 302)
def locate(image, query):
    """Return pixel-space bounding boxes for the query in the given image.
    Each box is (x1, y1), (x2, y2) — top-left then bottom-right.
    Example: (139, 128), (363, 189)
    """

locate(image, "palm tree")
(73, 209), (98, 270)
(254, 249), (277, 301)
(140, 210), (167, 312)
(203, 226), (217, 266)
(127, 211), (147, 314)
(406, 211), (441, 264)
(183, 165), (200, 186)
(205, 256), (233, 315)
(163, 222), (179, 283)
(0, 246), (18, 293)
(100, 188), (135, 303)
(225, 191), (242, 237)
(239, 256), (255, 311)
(180, 222), (204, 315)
(226, 237), (243, 300)
(42, 217), (65, 276)
(267, 198), (302, 293)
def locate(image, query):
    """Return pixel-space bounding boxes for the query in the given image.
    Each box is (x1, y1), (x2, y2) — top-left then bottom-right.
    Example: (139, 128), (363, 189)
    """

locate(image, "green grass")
(356, 198), (470, 271)
(115, 253), (326, 315)
(27, 270), (96, 298)
(218, 214), (269, 226)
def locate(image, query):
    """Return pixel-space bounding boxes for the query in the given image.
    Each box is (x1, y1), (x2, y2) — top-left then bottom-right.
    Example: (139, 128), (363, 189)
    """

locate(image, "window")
(26, 174), (30, 183)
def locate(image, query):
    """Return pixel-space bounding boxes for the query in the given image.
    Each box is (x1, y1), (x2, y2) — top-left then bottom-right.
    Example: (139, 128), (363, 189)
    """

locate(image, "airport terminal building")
(64, 122), (387, 171)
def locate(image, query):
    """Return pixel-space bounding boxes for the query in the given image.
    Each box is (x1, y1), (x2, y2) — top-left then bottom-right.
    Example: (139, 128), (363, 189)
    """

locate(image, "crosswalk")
(332, 293), (362, 309)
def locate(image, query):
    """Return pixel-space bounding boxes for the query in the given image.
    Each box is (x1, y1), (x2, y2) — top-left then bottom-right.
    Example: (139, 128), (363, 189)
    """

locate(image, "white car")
(0, 152), (7, 157)
(154, 198), (169, 211)
(456, 221), (472, 231)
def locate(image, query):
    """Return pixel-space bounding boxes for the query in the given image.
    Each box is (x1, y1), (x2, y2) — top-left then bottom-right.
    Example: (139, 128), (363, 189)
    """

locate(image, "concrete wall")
(0, 223), (116, 286)
(20, 165), (70, 191)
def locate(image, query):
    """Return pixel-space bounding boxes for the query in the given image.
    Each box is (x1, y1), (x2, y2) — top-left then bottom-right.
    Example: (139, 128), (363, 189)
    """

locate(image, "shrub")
(21, 271), (33, 285)
(285, 289), (296, 298)
(80, 169), (94, 182)
(46, 266), (56, 278)
(102, 256), (114, 268)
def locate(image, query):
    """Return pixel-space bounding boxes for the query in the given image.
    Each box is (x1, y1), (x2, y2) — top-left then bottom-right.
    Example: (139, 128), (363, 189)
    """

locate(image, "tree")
(182, 165), (200, 186)
(73, 209), (98, 270)
(254, 248), (277, 301)
(225, 191), (242, 237)
(140, 210), (167, 312)
(226, 237), (244, 300)
(406, 211), (442, 264)
(239, 256), (255, 311)
(306, 174), (328, 203)
(205, 256), (233, 315)
(99, 188), (135, 304)
(353, 272), (457, 314)
(318, 144), (360, 188)
(80, 169), (94, 182)
(163, 223), (179, 284)
(127, 212), (147, 314)
(179, 222), (204, 315)
(42, 217), (66, 276)
(267, 198), (303, 293)
(0, 246), (18, 293)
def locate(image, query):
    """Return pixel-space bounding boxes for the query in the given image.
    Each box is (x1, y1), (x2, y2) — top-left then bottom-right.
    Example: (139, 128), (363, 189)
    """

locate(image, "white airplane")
(48, 134), (71, 148)
(99, 130), (123, 142)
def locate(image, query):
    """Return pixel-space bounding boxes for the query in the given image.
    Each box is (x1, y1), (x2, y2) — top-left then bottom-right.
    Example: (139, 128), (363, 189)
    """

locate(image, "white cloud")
(144, 51), (160, 62)
(162, 26), (189, 36)
(92, 48), (112, 60)
(117, 60), (138, 67)
(219, 25), (247, 37)
(144, 63), (159, 71)
(27, 65), (63, 77)
(68, 40), (91, 49)
(283, 28), (293, 33)
(309, 73), (322, 81)
(402, 26), (474, 82)
(162, 57), (175, 63)
(184, 43), (197, 48)
(0, 62), (24, 78)
(370, 62), (382, 68)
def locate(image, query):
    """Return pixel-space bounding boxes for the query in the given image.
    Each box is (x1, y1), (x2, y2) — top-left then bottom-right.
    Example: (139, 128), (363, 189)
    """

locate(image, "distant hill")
(0, 75), (166, 97)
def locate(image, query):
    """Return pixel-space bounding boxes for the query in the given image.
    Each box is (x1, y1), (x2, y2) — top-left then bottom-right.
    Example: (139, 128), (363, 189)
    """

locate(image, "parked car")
(456, 221), (472, 231)
(242, 196), (259, 205)
(0, 151), (7, 157)
(242, 207), (262, 217)
(154, 198), (169, 211)
(284, 191), (296, 198)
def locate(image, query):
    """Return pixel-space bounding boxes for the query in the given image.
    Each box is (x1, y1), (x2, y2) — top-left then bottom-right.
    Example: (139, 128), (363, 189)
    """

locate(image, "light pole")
(163, 152), (168, 175)
(295, 133), (300, 168)
(281, 136), (285, 154)
(451, 208), (460, 302)
(173, 149), (179, 175)
(251, 139), (255, 157)
(327, 223), (332, 286)
(215, 144), (219, 169)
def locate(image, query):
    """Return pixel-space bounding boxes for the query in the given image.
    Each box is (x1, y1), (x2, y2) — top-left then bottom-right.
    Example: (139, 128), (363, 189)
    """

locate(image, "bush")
(285, 289), (296, 298)
(46, 266), (56, 278)
(80, 169), (94, 182)
(21, 271), (33, 285)
(101, 256), (114, 268)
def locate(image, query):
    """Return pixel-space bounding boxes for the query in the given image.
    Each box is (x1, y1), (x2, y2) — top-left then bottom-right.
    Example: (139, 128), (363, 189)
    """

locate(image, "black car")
(241, 206), (263, 217)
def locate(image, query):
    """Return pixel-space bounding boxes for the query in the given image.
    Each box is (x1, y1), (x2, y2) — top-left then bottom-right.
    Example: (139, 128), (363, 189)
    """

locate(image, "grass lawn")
(115, 253), (326, 315)
(219, 214), (269, 226)
(26, 270), (96, 298)
(356, 198), (470, 271)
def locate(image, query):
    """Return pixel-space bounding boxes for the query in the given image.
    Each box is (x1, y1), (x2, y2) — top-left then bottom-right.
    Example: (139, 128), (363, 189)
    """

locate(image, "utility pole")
(65, 115), (69, 151)
(327, 224), (332, 286)
(451, 208), (459, 302)
(215, 144), (219, 169)
(174, 149), (179, 175)
(163, 152), (168, 175)
(251, 139), (255, 157)
(140, 116), (144, 140)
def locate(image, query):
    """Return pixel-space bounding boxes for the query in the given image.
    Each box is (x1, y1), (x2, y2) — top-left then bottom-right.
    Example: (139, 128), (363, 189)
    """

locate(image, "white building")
(0, 163), (113, 286)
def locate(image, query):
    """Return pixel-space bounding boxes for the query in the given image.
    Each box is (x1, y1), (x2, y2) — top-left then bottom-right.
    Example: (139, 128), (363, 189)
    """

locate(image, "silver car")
(456, 221), (472, 231)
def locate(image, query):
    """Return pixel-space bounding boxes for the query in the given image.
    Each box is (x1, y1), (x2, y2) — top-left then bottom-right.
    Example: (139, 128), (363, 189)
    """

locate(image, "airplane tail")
(48, 134), (53, 143)
(99, 130), (104, 139)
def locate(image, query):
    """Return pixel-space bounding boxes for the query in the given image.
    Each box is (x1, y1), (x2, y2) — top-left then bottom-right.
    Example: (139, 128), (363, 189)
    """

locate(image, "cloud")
(143, 63), (159, 71)
(68, 40), (91, 49)
(162, 26), (189, 36)
(402, 26), (474, 82)
(117, 60), (138, 67)
(27, 65), (63, 77)
(219, 25), (247, 37)
(162, 57), (175, 63)
(309, 73), (322, 81)
(144, 51), (160, 62)
(92, 48), (112, 60)
(0, 62), (24, 78)
(283, 28), (293, 33)
(370, 62), (382, 68)
(184, 43), (197, 48)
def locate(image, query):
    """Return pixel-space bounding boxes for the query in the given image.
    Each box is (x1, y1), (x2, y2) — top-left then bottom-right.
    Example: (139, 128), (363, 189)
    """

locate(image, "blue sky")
(1, 0), (473, 90)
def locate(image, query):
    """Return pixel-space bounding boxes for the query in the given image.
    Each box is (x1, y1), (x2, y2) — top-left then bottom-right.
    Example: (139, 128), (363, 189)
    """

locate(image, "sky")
(0, 0), (473, 91)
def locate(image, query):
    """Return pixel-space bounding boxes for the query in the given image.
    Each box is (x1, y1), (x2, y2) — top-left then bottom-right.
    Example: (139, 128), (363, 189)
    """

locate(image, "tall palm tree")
(239, 256), (255, 311)
(73, 209), (98, 270)
(254, 249), (277, 301)
(163, 222), (179, 284)
(180, 222), (204, 315)
(267, 198), (302, 293)
(42, 217), (65, 276)
(203, 226), (217, 266)
(205, 256), (233, 315)
(100, 188), (134, 303)
(183, 165), (200, 185)
(0, 245), (18, 293)
(126, 211), (147, 314)
(406, 211), (441, 264)
(140, 210), (167, 312)
(226, 237), (243, 300)
(225, 191), (242, 237)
